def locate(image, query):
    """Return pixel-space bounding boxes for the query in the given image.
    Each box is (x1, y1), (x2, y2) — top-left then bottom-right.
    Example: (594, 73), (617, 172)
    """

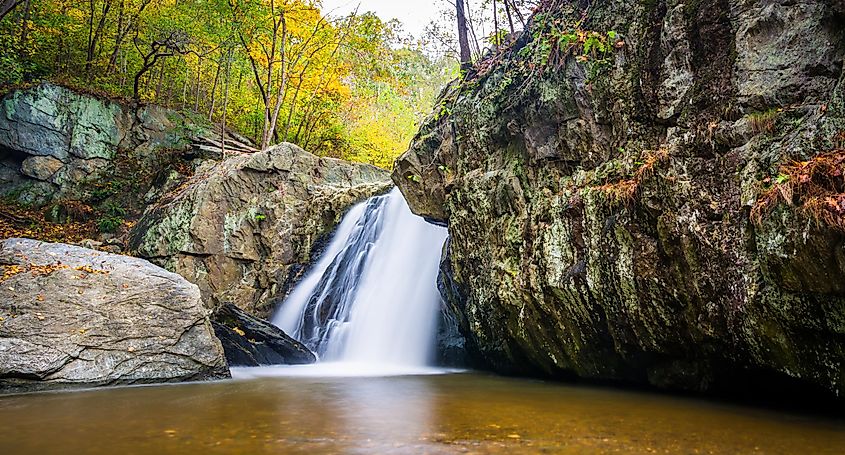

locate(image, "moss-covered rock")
(394, 0), (845, 397)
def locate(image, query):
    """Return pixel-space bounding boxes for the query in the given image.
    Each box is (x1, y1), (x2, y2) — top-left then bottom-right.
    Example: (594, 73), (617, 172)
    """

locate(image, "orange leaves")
(0, 201), (99, 244)
(0, 262), (68, 282)
(74, 265), (110, 276)
(1, 265), (25, 281)
(0, 262), (109, 282)
(752, 149), (845, 231)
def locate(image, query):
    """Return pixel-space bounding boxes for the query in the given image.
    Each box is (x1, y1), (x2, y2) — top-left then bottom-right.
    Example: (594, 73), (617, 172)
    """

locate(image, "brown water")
(1, 371), (843, 454)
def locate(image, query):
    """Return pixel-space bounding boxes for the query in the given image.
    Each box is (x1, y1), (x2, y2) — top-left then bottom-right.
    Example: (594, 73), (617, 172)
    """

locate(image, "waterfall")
(272, 188), (448, 367)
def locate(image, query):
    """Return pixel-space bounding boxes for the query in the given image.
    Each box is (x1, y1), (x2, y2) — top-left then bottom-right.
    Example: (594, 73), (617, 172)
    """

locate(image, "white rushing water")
(272, 187), (448, 369)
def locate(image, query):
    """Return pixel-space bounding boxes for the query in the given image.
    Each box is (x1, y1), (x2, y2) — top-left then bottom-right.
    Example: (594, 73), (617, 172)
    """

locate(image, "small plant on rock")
(752, 150), (845, 231)
(97, 203), (127, 233)
(747, 109), (779, 135)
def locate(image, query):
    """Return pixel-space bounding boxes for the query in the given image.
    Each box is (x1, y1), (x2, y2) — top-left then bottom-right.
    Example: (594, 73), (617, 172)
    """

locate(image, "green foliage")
(516, 12), (620, 82)
(748, 109), (780, 135)
(97, 202), (126, 233)
(0, 1), (450, 169)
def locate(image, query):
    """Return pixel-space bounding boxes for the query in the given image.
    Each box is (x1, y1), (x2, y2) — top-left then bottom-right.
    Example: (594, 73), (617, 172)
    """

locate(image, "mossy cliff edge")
(395, 0), (845, 397)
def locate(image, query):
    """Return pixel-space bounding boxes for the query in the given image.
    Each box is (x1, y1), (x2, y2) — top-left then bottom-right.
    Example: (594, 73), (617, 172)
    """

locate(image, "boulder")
(394, 0), (845, 397)
(0, 238), (229, 393)
(130, 142), (392, 318)
(20, 156), (63, 181)
(212, 303), (316, 366)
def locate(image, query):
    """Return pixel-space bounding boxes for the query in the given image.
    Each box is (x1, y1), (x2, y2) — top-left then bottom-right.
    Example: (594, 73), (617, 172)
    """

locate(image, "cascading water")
(272, 188), (448, 368)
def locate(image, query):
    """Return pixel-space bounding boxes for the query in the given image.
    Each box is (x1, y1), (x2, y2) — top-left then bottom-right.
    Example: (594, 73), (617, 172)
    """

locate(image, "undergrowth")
(747, 109), (780, 135)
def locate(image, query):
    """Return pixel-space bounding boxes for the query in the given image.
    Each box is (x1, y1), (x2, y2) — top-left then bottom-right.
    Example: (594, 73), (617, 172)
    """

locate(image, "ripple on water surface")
(0, 372), (844, 454)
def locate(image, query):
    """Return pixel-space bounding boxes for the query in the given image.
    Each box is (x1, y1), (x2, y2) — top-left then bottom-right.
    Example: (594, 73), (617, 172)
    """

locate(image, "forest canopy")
(0, 0), (457, 168)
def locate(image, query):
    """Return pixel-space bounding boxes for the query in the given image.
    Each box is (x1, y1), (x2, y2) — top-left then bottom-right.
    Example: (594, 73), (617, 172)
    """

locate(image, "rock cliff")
(0, 82), (253, 207)
(395, 0), (845, 396)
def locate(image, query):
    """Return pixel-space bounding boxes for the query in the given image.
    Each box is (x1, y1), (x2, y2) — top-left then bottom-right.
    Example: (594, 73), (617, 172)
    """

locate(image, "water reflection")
(0, 373), (843, 454)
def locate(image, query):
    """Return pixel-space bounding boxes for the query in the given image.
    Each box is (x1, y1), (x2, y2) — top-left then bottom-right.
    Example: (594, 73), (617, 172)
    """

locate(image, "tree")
(133, 29), (189, 100)
(456, 0), (471, 70)
(2, 0), (453, 168)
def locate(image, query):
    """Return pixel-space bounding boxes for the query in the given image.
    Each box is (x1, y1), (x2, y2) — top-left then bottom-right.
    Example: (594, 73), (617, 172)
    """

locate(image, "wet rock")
(395, 0), (845, 397)
(129, 142), (392, 318)
(0, 238), (230, 393)
(212, 303), (316, 366)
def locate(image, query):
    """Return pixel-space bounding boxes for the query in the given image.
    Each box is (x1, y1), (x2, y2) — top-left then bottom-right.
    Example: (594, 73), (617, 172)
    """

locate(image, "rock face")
(395, 0), (845, 397)
(212, 303), (316, 366)
(130, 142), (392, 318)
(0, 238), (229, 392)
(0, 82), (256, 207)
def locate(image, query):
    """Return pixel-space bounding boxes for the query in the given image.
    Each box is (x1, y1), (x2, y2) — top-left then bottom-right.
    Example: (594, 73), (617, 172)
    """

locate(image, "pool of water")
(1, 370), (843, 454)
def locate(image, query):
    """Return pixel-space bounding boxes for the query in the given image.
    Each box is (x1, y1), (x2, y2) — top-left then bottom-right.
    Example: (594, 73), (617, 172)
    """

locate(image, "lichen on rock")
(394, 0), (845, 397)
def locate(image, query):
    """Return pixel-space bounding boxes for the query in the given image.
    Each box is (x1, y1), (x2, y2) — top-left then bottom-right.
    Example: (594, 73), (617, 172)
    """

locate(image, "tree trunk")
(17, 0), (30, 57)
(220, 48), (232, 155)
(493, 0), (499, 46)
(508, 0), (525, 27)
(264, 12), (288, 151)
(504, 0), (515, 34)
(0, 0), (24, 23)
(182, 63), (190, 108)
(86, 0), (112, 75)
(465, 1), (482, 59)
(208, 51), (222, 121)
(193, 56), (202, 112)
(456, 0), (471, 70)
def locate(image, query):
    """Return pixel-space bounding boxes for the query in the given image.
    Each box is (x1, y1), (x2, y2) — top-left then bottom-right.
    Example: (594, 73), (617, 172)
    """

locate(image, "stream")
(1, 371), (844, 454)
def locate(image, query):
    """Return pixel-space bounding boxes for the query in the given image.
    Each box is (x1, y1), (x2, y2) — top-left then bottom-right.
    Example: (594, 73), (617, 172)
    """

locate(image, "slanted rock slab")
(0, 238), (230, 393)
(213, 303), (316, 367)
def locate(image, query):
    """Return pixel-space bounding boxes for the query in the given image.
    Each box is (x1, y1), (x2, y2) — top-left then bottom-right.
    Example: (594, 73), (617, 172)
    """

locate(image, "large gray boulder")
(130, 142), (392, 318)
(0, 238), (230, 392)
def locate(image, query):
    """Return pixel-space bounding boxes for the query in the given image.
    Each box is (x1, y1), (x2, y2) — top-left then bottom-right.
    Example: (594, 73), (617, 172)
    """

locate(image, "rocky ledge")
(0, 238), (229, 393)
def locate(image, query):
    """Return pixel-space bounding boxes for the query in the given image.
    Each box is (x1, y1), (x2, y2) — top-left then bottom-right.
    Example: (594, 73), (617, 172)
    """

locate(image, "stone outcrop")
(395, 0), (845, 397)
(130, 142), (392, 318)
(0, 238), (229, 392)
(0, 82), (255, 207)
(213, 303), (316, 366)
